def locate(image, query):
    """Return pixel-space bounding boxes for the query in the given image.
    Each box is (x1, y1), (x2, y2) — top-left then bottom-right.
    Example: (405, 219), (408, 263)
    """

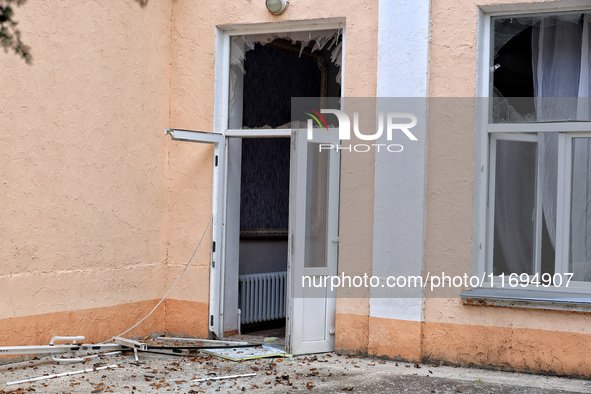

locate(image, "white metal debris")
(191, 372), (256, 383)
(6, 364), (118, 386)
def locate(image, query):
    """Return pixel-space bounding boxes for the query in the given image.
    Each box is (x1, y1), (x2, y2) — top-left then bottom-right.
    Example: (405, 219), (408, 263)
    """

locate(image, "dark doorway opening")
(234, 36), (341, 335)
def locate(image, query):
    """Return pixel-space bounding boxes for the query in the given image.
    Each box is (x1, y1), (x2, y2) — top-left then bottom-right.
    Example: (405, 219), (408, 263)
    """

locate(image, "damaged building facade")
(2, 0), (591, 377)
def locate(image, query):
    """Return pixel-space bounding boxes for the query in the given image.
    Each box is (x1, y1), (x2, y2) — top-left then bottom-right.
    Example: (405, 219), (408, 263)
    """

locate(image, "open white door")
(287, 128), (340, 355)
(165, 128), (226, 337)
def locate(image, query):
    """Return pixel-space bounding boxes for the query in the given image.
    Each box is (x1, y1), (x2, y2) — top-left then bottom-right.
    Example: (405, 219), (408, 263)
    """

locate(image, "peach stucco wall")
(2, 0), (590, 377)
(1, 0), (172, 341)
(1, 0), (380, 344)
(425, 0), (591, 374)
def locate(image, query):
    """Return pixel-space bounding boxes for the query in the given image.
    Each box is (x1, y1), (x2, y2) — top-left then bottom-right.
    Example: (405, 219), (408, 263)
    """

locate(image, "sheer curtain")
(532, 14), (591, 281)
(493, 140), (537, 275)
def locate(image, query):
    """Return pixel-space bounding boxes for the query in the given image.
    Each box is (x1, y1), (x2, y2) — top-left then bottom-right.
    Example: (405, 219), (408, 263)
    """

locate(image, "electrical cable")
(103, 215), (213, 343)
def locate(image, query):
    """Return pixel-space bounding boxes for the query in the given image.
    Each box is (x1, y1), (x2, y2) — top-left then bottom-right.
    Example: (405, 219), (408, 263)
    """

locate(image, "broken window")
(487, 12), (591, 284)
(492, 13), (591, 122)
(228, 30), (342, 129)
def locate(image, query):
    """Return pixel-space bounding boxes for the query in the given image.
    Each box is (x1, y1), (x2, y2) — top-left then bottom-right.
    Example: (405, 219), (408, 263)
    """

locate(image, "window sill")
(460, 288), (591, 313)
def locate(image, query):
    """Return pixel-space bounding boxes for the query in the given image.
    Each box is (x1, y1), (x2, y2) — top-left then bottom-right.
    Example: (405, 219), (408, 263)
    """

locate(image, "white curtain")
(532, 15), (589, 120)
(493, 141), (537, 275)
(532, 14), (591, 281)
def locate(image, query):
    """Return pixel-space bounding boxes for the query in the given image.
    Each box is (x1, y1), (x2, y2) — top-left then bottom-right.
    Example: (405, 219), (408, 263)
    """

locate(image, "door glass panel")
(570, 137), (591, 281)
(304, 143), (330, 268)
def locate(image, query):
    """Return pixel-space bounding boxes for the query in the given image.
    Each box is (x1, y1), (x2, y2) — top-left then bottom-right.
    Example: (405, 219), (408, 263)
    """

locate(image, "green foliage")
(0, 0), (32, 64)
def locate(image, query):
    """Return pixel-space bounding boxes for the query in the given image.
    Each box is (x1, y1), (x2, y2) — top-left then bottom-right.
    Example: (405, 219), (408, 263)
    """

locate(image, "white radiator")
(239, 271), (287, 325)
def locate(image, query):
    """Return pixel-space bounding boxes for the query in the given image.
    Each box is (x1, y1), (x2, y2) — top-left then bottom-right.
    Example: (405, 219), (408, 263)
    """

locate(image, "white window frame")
(474, 5), (591, 297)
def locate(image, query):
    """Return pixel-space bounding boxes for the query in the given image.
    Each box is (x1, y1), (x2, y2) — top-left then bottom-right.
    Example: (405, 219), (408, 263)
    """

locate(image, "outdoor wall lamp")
(266, 0), (289, 15)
